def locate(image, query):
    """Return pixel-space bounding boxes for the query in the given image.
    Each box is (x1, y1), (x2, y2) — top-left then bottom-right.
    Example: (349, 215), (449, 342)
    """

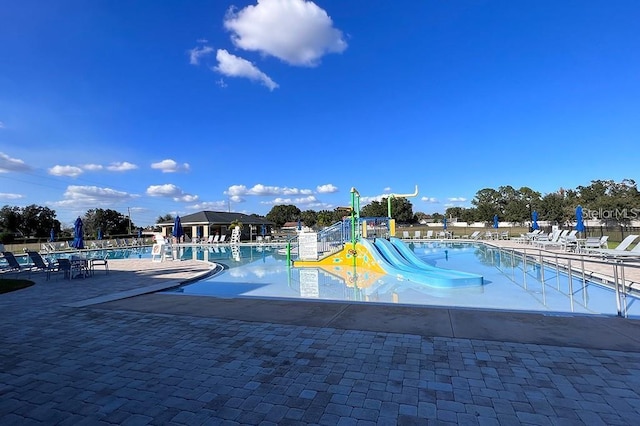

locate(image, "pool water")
(167, 242), (640, 318)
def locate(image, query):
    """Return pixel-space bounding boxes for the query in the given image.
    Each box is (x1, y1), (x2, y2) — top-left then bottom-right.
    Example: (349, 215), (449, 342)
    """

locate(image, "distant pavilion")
(158, 211), (274, 241)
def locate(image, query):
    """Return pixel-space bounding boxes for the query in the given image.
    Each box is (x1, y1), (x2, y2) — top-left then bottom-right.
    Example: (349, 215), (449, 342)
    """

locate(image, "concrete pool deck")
(2, 253), (640, 424)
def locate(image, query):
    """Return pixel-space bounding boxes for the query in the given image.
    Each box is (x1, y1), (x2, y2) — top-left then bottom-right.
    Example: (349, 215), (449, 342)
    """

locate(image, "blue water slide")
(360, 238), (483, 288)
(388, 237), (439, 270)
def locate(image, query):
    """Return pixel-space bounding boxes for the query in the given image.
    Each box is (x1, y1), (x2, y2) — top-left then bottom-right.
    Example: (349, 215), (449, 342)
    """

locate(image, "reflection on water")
(166, 243), (639, 318)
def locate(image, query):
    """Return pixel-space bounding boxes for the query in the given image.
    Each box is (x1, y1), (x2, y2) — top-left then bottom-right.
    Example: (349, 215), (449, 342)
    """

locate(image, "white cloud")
(226, 184), (313, 197)
(448, 197), (467, 202)
(0, 121), (5, 129)
(187, 201), (228, 210)
(48, 165), (84, 177)
(360, 194), (387, 204)
(224, 0), (347, 67)
(383, 187), (392, 192)
(52, 185), (138, 209)
(151, 159), (190, 173)
(214, 49), (278, 90)
(188, 45), (215, 65)
(146, 184), (199, 202)
(0, 152), (30, 173)
(82, 164), (104, 171)
(317, 183), (338, 193)
(261, 195), (329, 209)
(0, 192), (24, 200)
(106, 161), (138, 172)
(421, 196), (438, 203)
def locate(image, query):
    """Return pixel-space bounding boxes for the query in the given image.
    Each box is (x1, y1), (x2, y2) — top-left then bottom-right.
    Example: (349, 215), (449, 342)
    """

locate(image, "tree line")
(263, 179), (640, 228)
(2, 179), (637, 242)
(0, 206), (137, 243)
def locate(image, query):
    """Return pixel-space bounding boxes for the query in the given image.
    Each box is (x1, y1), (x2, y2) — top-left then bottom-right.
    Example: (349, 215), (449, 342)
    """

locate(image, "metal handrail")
(487, 244), (640, 317)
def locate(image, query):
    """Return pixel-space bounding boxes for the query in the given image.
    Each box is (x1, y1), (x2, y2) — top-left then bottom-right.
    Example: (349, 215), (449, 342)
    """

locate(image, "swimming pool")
(166, 242), (640, 318)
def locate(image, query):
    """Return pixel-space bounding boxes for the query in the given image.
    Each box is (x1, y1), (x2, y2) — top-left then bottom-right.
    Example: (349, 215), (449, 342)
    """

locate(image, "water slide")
(359, 238), (483, 288)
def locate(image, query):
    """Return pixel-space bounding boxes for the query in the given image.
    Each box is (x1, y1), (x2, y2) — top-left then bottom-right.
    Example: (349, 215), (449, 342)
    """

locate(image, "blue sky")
(1, 0), (639, 227)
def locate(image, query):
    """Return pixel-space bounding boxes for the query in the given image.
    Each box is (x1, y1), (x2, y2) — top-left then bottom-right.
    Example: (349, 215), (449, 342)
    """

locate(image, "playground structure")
(292, 186), (484, 288)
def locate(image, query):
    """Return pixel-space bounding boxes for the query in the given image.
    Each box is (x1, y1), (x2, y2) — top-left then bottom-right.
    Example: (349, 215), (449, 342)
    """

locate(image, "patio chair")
(525, 229), (542, 243)
(90, 255), (109, 275)
(56, 258), (72, 280)
(219, 234), (227, 243)
(599, 235), (609, 249)
(585, 235), (640, 257)
(1, 251), (30, 276)
(413, 230), (421, 239)
(582, 237), (602, 251)
(26, 251), (56, 280)
(402, 231), (410, 239)
(425, 230), (434, 239)
(535, 230), (564, 249)
(468, 231), (481, 240)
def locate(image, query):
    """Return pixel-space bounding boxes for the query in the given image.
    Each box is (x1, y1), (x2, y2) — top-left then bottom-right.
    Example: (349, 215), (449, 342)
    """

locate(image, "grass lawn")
(0, 278), (35, 294)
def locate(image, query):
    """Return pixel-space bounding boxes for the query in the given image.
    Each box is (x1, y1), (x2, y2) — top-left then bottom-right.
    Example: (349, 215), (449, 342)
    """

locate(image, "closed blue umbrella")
(71, 217), (84, 249)
(49, 228), (55, 242)
(97, 228), (103, 240)
(261, 224), (266, 237)
(297, 219), (302, 231)
(532, 210), (539, 230)
(575, 205), (585, 234)
(172, 216), (183, 241)
(443, 217), (447, 230)
(138, 228), (143, 239)
(493, 214), (499, 229)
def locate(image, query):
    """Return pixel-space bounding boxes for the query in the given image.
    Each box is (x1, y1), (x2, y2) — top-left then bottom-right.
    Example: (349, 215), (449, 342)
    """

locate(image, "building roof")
(161, 211), (274, 226)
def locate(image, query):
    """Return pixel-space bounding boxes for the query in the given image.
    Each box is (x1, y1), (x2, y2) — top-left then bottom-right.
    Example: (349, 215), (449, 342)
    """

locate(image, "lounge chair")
(467, 231), (481, 240)
(425, 230), (434, 239)
(581, 237), (603, 252)
(402, 231), (410, 239)
(26, 251), (57, 280)
(413, 230), (421, 239)
(585, 235), (640, 257)
(219, 234), (227, 243)
(534, 230), (564, 248)
(598, 235), (609, 249)
(525, 229), (542, 243)
(1, 251), (30, 276)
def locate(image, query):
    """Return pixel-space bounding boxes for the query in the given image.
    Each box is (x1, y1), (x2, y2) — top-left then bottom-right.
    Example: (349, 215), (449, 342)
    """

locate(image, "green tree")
(360, 200), (386, 218)
(20, 205), (60, 238)
(444, 207), (463, 220)
(539, 192), (567, 225)
(459, 208), (478, 223)
(0, 205), (22, 234)
(84, 209), (132, 237)
(266, 205), (301, 228)
(156, 214), (174, 223)
(300, 210), (318, 228)
(471, 188), (501, 223)
(361, 197), (414, 222)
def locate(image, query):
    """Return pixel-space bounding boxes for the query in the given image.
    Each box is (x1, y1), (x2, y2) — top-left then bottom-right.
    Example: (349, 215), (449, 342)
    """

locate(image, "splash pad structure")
(293, 186), (483, 289)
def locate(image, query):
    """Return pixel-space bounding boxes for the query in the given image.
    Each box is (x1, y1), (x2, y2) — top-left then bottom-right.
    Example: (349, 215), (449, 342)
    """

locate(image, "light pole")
(127, 207), (132, 235)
